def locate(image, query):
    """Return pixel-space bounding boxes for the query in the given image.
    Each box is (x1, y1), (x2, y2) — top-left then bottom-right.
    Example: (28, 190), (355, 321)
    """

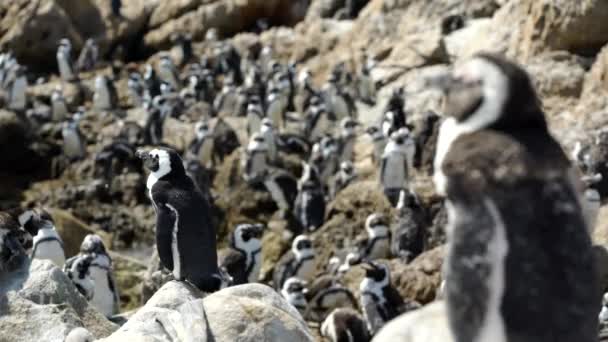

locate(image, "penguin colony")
(0, 27), (603, 342)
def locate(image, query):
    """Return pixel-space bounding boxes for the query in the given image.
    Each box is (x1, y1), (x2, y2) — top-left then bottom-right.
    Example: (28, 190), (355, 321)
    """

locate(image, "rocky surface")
(372, 301), (452, 342)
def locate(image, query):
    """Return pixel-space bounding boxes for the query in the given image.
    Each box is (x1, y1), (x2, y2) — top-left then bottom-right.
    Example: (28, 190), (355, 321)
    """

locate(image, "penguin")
(380, 129), (411, 207)
(359, 213), (391, 260)
(266, 85), (287, 131)
(246, 96), (264, 137)
(302, 274), (358, 322)
(337, 117), (359, 163)
(137, 147), (224, 292)
(365, 125), (387, 166)
(310, 136), (340, 189)
(295, 68), (317, 115)
(64, 253), (96, 300)
(187, 120), (215, 169)
(143, 64), (161, 99)
(273, 235), (316, 290)
(79, 234), (119, 317)
(323, 73), (352, 121)
(157, 55), (180, 90)
(143, 98), (165, 145)
(127, 72), (145, 107)
(243, 133), (270, 184)
(331, 161), (357, 199)
(357, 53), (376, 106)
(62, 117), (86, 161)
(77, 38), (98, 72)
(51, 86), (69, 121)
(7, 65), (27, 112)
(281, 277), (309, 313)
(294, 163), (326, 232)
(260, 118), (278, 163)
(321, 308), (371, 342)
(18, 209), (65, 268)
(305, 103), (334, 143)
(219, 223), (264, 285)
(262, 168), (299, 215)
(391, 189), (425, 263)
(57, 38), (77, 82)
(0, 212), (30, 294)
(599, 292), (608, 323)
(93, 75), (118, 111)
(412, 109), (440, 169)
(359, 261), (417, 335)
(171, 33), (193, 67)
(382, 87), (407, 134)
(432, 53), (598, 342)
(213, 78), (238, 116)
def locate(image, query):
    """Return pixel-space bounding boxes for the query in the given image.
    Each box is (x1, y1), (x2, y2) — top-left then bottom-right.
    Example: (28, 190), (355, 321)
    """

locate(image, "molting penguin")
(219, 223), (264, 285)
(359, 261), (416, 335)
(294, 163), (326, 232)
(321, 308), (371, 342)
(380, 128), (412, 207)
(18, 208), (65, 268)
(62, 116), (86, 161)
(273, 235), (316, 290)
(0, 212), (30, 294)
(359, 213), (391, 260)
(432, 53), (598, 342)
(93, 75), (118, 111)
(51, 86), (69, 121)
(137, 147), (224, 292)
(57, 38), (77, 82)
(63, 253), (95, 300)
(79, 234), (119, 317)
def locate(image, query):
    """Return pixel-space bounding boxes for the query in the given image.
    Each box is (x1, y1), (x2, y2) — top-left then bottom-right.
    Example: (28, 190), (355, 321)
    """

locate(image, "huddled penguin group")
(0, 21), (603, 342)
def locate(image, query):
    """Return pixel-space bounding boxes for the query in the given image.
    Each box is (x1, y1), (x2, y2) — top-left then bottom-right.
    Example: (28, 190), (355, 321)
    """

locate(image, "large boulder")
(372, 301), (453, 342)
(103, 283), (314, 342)
(0, 260), (118, 341)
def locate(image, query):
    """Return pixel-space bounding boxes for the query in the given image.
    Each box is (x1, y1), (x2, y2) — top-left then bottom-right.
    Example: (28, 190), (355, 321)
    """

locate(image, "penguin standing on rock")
(294, 163), (326, 232)
(246, 96), (264, 138)
(274, 235), (316, 290)
(79, 234), (119, 317)
(432, 53), (598, 342)
(77, 39), (99, 72)
(219, 223), (264, 285)
(187, 120), (215, 169)
(331, 161), (357, 199)
(365, 125), (386, 166)
(18, 208), (65, 268)
(137, 147), (225, 292)
(7, 65), (27, 112)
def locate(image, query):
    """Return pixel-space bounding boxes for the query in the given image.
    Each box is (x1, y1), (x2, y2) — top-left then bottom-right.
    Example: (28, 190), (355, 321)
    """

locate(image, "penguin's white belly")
(10, 78), (26, 109)
(63, 130), (84, 159)
(248, 114), (261, 134)
(368, 239), (390, 260)
(165, 204), (182, 280)
(32, 240), (65, 268)
(295, 258), (315, 281)
(89, 267), (115, 317)
(383, 155), (406, 189)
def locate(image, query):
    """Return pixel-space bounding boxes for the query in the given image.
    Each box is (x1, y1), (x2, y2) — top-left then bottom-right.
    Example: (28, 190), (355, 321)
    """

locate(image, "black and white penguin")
(380, 128), (412, 207)
(7, 64), (27, 112)
(381, 87), (407, 135)
(266, 85), (287, 131)
(433, 53), (598, 342)
(93, 75), (118, 111)
(262, 169), (299, 216)
(273, 235), (316, 290)
(62, 116), (86, 161)
(213, 78), (238, 116)
(281, 277), (309, 314)
(260, 118), (278, 163)
(219, 223), (264, 285)
(79, 234), (119, 317)
(143, 98), (166, 145)
(127, 72), (145, 107)
(137, 147), (224, 292)
(243, 133), (269, 184)
(18, 209), (65, 268)
(77, 38), (98, 72)
(321, 308), (371, 342)
(157, 55), (180, 90)
(294, 163), (326, 232)
(391, 189), (425, 263)
(359, 213), (391, 260)
(64, 253), (95, 300)
(51, 86), (69, 121)
(0, 212), (30, 294)
(330, 161), (357, 199)
(57, 38), (77, 82)
(143, 64), (161, 99)
(94, 138), (138, 182)
(359, 261), (416, 335)
(337, 117), (359, 163)
(302, 274), (358, 322)
(310, 136), (340, 189)
(305, 103), (334, 143)
(365, 125), (387, 166)
(187, 120), (215, 169)
(323, 73), (352, 121)
(246, 96), (264, 137)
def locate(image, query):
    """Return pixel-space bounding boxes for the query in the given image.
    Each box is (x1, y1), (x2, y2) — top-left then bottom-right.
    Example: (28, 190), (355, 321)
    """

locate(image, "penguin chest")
(62, 129), (84, 158)
(32, 240), (65, 268)
(247, 113), (262, 134)
(9, 78), (26, 109)
(367, 238), (390, 260)
(89, 266), (116, 317)
(250, 152), (267, 176)
(383, 155), (406, 189)
(164, 204), (182, 280)
(295, 258), (315, 281)
(360, 294), (385, 334)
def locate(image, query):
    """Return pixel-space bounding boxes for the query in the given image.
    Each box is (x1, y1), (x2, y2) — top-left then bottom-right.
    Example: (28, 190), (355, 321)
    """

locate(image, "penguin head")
(292, 235), (314, 259)
(434, 53), (545, 132)
(260, 118), (274, 132)
(338, 252), (361, 274)
(195, 120), (210, 138)
(340, 161), (355, 176)
(361, 261), (389, 284)
(58, 38), (72, 50)
(365, 213), (389, 238)
(365, 125), (383, 139)
(18, 208), (54, 237)
(159, 55), (174, 68)
(80, 234), (108, 256)
(137, 147), (185, 180)
(283, 277), (308, 295)
(232, 223), (264, 253)
(248, 133), (268, 152)
(341, 118), (359, 137)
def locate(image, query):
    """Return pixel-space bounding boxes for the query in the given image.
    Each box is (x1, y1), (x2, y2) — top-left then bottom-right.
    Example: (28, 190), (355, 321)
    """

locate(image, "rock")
(372, 301), (453, 342)
(143, 280), (204, 310)
(28, 80), (85, 109)
(141, 249), (174, 304)
(148, 0), (204, 29)
(103, 283), (314, 342)
(0, 260), (118, 341)
(49, 208), (112, 257)
(109, 251), (146, 312)
(579, 44), (608, 115)
(0, 110), (29, 169)
(390, 247), (444, 304)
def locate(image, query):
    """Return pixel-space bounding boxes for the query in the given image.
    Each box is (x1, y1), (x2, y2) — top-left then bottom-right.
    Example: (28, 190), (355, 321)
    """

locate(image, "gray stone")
(372, 301), (453, 342)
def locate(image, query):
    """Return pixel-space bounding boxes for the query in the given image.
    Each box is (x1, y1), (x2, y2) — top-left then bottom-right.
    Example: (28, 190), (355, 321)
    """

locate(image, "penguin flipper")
(154, 201), (176, 274)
